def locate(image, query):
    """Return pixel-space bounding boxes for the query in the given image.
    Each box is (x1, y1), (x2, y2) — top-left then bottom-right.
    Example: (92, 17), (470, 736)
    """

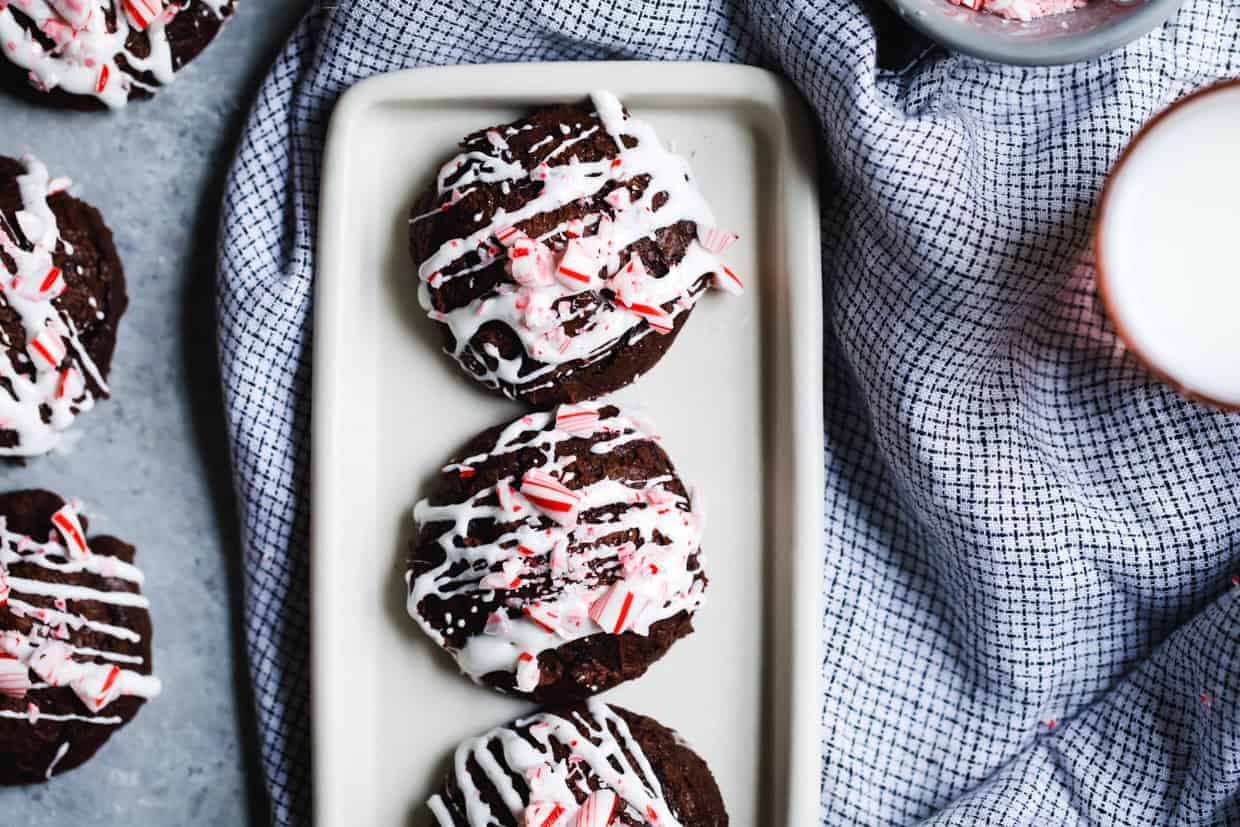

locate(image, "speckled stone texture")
(0, 1), (309, 823)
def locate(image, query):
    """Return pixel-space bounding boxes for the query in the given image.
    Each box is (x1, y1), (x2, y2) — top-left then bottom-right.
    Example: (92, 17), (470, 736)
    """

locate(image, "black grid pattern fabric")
(216, 1), (1240, 824)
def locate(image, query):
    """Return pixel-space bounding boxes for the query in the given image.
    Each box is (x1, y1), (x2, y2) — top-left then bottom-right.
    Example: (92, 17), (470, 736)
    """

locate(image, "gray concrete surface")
(0, 3), (311, 824)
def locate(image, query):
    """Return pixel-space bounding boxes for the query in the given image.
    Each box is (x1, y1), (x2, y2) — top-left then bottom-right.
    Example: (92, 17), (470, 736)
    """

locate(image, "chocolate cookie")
(408, 91), (744, 407)
(427, 700), (728, 827)
(407, 403), (707, 702)
(0, 155), (126, 458)
(0, 1), (237, 110)
(0, 489), (159, 784)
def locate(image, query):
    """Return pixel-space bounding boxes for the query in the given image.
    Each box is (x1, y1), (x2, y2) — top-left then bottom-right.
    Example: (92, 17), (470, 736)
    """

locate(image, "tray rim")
(312, 60), (825, 827)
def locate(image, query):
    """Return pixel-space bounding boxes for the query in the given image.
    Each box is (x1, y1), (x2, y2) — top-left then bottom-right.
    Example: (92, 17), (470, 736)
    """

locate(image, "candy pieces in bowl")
(884, 0), (1186, 65)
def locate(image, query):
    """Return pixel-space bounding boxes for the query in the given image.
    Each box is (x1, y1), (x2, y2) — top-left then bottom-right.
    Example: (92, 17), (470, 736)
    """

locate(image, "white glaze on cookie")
(407, 404), (705, 692)
(0, 500), (159, 756)
(0, 0), (232, 108)
(0, 155), (109, 457)
(415, 90), (742, 396)
(427, 700), (683, 827)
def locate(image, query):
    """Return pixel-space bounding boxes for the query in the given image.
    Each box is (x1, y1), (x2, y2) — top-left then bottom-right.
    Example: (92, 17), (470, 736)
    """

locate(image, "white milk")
(1099, 83), (1240, 407)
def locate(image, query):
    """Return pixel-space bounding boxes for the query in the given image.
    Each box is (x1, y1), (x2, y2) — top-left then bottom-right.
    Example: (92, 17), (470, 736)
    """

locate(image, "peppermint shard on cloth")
(409, 90), (743, 407)
(426, 700), (728, 827)
(0, 155), (126, 458)
(407, 403), (707, 702)
(0, 0), (237, 109)
(0, 489), (160, 784)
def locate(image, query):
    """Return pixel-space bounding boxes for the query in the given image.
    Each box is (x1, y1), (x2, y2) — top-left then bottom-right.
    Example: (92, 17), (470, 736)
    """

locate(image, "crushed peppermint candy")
(520, 468), (582, 526)
(948, 0), (1087, 21)
(515, 651), (541, 693)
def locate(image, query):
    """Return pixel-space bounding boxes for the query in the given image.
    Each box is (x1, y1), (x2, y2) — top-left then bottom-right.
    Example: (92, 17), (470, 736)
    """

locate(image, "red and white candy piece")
(508, 237), (556, 288)
(483, 611), (512, 636)
(549, 537), (569, 576)
(618, 544), (642, 579)
(515, 651), (541, 694)
(27, 325), (66, 371)
(589, 582), (648, 635)
(696, 225), (739, 254)
(0, 565), (8, 607)
(33, 265), (66, 299)
(0, 657), (30, 699)
(122, 0), (163, 30)
(524, 801), (566, 827)
(539, 324), (571, 354)
(519, 290), (558, 331)
(712, 265), (744, 295)
(496, 225), (525, 247)
(480, 557), (523, 591)
(645, 485), (678, 513)
(41, 17), (78, 49)
(555, 238), (601, 292)
(51, 504), (90, 560)
(554, 404), (601, 436)
(27, 641), (73, 686)
(559, 611), (588, 637)
(574, 790), (619, 827)
(520, 469), (581, 526)
(522, 601), (560, 634)
(621, 300), (674, 335)
(0, 630), (24, 658)
(70, 664), (121, 711)
(48, 0), (94, 28)
(607, 255), (648, 308)
(495, 479), (524, 516)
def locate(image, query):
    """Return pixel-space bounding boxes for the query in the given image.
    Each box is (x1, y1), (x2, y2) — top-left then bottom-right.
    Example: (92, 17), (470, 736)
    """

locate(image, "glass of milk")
(1096, 80), (1240, 410)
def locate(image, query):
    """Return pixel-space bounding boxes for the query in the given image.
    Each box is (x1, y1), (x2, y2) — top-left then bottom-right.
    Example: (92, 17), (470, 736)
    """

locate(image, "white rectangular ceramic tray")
(312, 61), (823, 827)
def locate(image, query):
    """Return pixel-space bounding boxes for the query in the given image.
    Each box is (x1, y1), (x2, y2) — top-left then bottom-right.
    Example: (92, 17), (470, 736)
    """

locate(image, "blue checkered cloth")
(217, 1), (1240, 824)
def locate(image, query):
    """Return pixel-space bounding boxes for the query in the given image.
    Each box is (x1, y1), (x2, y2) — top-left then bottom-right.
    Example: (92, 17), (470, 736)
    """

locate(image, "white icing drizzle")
(44, 739), (69, 778)
(0, 0), (231, 109)
(417, 90), (741, 394)
(0, 156), (111, 457)
(0, 502), (160, 739)
(407, 404), (705, 690)
(0, 708), (120, 724)
(429, 700), (683, 827)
